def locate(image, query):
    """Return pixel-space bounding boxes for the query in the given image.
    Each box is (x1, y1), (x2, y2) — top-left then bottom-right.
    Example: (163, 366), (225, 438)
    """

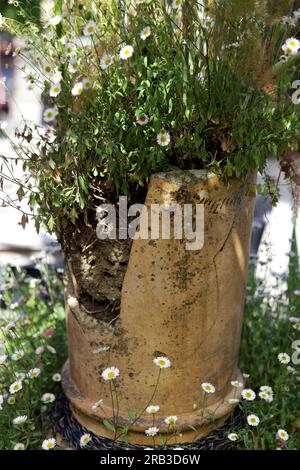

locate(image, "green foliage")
(0, 263), (67, 450)
(1, 1), (300, 233)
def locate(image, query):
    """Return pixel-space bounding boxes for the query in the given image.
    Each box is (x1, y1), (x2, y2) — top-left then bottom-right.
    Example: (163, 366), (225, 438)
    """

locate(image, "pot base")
(62, 360), (244, 445)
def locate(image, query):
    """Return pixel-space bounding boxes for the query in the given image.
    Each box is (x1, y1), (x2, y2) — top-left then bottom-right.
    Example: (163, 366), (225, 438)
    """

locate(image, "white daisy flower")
(41, 393), (55, 404)
(277, 429), (289, 441)
(282, 37), (300, 56)
(42, 438), (56, 450)
(71, 82), (83, 96)
(83, 21), (97, 36)
(243, 373), (250, 379)
(153, 356), (171, 368)
(82, 78), (93, 90)
(145, 426), (159, 437)
(241, 389), (256, 401)
(120, 45), (134, 60)
(43, 108), (57, 123)
(100, 53), (114, 70)
(0, 394), (3, 410)
(260, 385), (273, 393)
(52, 70), (63, 83)
(68, 58), (79, 74)
(13, 415), (28, 425)
(231, 380), (243, 388)
(27, 368), (41, 379)
(278, 352), (290, 364)
(9, 381), (22, 394)
(201, 382), (216, 394)
(140, 26), (151, 40)
(80, 433), (91, 447)
(157, 130), (171, 147)
(64, 43), (76, 57)
(259, 391), (273, 402)
(7, 396), (16, 405)
(247, 414), (260, 427)
(14, 443), (25, 450)
(52, 373), (61, 382)
(12, 350), (24, 361)
(164, 415), (178, 425)
(172, 0), (182, 9)
(136, 114), (149, 126)
(0, 354), (8, 365)
(228, 433), (239, 441)
(49, 83), (62, 97)
(146, 405), (160, 414)
(44, 64), (53, 76)
(293, 323), (300, 331)
(101, 366), (120, 381)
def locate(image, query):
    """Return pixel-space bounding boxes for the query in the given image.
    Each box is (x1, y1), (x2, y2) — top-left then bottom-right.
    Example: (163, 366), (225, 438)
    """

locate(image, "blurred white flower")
(247, 414), (260, 427)
(84, 21), (97, 36)
(241, 389), (256, 401)
(278, 352), (290, 364)
(282, 37), (300, 56)
(43, 108), (57, 123)
(0, 354), (8, 365)
(157, 130), (171, 147)
(52, 373), (61, 382)
(145, 427), (159, 437)
(228, 433), (239, 441)
(120, 45), (134, 60)
(71, 82), (83, 96)
(64, 43), (76, 57)
(41, 393), (55, 404)
(277, 429), (289, 441)
(146, 405), (160, 414)
(164, 415), (178, 425)
(201, 382), (216, 394)
(82, 78), (93, 90)
(68, 58), (79, 74)
(42, 438), (56, 450)
(101, 367), (120, 381)
(153, 356), (171, 368)
(27, 368), (41, 379)
(49, 83), (62, 97)
(140, 26), (151, 40)
(100, 53), (114, 70)
(9, 381), (22, 394)
(14, 443), (25, 450)
(13, 415), (28, 425)
(12, 350), (24, 361)
(80, 433), (91, 447)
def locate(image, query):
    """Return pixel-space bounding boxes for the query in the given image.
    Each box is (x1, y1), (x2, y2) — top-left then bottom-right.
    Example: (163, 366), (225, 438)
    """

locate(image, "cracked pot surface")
(62, 170), (256, 444)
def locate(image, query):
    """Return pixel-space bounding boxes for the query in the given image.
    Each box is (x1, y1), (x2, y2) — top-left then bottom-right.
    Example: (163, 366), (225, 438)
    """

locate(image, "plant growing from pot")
(1, 0), (300, 445)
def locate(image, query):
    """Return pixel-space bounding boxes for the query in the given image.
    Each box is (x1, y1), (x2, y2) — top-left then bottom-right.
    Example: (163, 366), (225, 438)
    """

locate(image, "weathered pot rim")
(151, 169), (256, 186)
(62, 360), (244, 435)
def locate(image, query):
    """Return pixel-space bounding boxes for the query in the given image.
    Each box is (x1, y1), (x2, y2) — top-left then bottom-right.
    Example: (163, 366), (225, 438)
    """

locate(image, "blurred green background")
(0, 0), (40, 22)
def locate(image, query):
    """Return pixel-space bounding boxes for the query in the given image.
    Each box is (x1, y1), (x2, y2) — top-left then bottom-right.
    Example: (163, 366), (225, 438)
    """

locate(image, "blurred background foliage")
(0, 0), (40, 22)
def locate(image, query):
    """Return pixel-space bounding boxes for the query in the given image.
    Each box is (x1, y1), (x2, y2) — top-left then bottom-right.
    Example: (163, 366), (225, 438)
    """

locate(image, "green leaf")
(102, 419), (115, 432)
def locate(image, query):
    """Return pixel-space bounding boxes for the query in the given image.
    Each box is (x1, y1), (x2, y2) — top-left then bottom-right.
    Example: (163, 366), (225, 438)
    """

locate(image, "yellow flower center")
(160, 136), (167, 143)
(107, 371), (115, 378)
(158, 359), (165, 365)
(88, 26), (94, 32)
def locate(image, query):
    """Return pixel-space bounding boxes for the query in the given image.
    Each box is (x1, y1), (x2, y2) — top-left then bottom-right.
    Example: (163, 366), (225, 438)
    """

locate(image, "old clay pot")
(62, 169), (256, 445)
